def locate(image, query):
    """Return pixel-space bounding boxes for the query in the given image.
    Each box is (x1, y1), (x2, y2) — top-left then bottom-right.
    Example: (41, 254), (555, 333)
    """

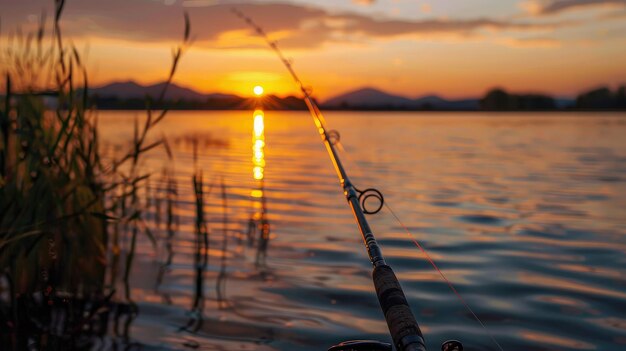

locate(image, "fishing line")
(385, 203), (505, 351)
(234, 8), (505, 350)
(333, 132), (505, 351)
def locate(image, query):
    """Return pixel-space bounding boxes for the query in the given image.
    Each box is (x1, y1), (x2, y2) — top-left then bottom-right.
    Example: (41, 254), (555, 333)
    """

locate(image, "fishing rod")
(233, 9), (464, 351)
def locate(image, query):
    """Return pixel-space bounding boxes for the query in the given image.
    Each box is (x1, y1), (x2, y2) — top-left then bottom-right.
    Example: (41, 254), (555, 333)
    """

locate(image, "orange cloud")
(352, 0), (376, 5)
(521, 0), (626, 15)
(502, 36), (561, 48)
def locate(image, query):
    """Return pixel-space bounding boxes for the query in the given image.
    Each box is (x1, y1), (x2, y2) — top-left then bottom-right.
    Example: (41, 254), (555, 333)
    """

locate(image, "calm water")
(98, 111), (626, 351)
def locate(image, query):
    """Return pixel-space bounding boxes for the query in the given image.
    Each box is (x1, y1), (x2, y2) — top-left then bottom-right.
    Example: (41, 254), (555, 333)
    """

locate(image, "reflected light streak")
(253, 166), (264, 180)
(254, 110), (265, 137)
(249, 106), (272, 262)
(253, 110), (265, 180)
(254, 149), (265, 161)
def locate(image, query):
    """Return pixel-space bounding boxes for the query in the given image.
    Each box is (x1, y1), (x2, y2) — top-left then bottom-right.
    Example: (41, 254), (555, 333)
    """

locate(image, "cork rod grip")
(373, 265), (427, 351)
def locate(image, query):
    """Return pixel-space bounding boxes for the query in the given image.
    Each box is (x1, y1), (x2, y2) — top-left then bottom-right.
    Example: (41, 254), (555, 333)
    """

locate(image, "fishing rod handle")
(373, 264), (427, 351)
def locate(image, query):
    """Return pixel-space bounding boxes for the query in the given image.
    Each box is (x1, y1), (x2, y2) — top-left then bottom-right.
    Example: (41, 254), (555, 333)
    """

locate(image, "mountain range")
(91, 81), (481, 110)
(323, 87), (479, 110)
(92, 81), (238, 101)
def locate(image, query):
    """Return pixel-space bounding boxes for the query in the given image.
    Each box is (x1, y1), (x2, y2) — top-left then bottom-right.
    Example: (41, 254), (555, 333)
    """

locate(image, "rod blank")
(232, 8), (428, 350)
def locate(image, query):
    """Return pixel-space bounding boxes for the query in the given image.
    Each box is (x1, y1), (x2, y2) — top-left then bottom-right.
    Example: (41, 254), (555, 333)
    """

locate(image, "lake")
(97, 111), (626, 351)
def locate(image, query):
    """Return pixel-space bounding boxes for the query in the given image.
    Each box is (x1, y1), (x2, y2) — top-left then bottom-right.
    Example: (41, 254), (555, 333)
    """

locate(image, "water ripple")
(97, 111), (626, 351)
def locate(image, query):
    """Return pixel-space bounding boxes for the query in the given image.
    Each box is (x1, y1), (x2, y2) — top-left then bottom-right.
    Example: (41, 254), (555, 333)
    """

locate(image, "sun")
(253, 85), (264, 96)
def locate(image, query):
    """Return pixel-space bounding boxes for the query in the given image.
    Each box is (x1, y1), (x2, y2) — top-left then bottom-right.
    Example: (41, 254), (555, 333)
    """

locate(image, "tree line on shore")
(480, 86), (626, 111)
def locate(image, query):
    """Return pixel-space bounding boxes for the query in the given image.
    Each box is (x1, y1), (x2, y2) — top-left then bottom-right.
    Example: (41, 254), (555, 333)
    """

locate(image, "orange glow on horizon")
(31, 10), (623, 102)
(73, 36), (626, 101)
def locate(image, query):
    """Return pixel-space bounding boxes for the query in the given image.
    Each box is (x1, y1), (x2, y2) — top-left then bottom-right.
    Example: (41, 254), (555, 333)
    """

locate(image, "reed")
(0, 0), (191, 347)
(216, 177), (229, 308)
(191, 138), (209, 314)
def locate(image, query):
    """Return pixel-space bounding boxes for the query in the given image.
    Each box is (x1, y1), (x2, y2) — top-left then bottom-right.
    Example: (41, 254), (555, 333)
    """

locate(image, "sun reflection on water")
(253, 110), (266, 181)
(248, 107), (272, 265)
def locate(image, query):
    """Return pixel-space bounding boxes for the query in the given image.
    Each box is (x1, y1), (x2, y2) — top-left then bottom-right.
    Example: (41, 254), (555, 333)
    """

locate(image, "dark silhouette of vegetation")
(0, 1), (191, 349)
(576, 86), (626, 110)
(480, 86), (626, 111)
(480, 88), (556, 111)
(92, 94), (309, 110)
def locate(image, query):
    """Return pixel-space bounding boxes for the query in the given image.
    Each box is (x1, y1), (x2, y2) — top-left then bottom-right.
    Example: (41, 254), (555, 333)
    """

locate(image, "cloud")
(352, 0), (376, 5)
(329, 15), (556, 38)
(502, 36), (561, 47)
(521, 0), (626, 15)
(596, 8), (626, 18)
(0, 0), (567, 49)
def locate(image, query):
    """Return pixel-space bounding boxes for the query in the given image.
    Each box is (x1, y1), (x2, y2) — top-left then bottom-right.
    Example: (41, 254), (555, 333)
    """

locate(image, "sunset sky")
(1, 0), (625, 100)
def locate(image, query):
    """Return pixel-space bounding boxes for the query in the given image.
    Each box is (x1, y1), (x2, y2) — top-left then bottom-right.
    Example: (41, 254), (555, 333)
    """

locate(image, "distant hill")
(322, 87), (479, 110)
(92, 81), (237, 101)
(323, 87), (415, 108)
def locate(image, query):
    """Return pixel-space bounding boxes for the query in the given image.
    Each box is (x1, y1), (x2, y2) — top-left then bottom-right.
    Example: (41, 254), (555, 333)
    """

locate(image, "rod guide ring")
(357, 187), (384, 215)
